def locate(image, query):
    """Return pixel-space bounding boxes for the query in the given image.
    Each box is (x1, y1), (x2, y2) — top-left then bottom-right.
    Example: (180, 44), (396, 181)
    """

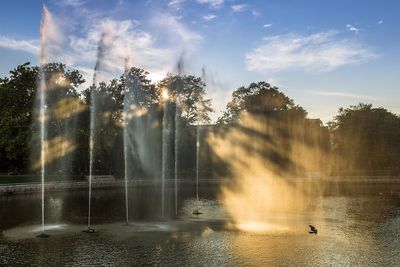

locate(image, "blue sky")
(0, 0), (399, 122)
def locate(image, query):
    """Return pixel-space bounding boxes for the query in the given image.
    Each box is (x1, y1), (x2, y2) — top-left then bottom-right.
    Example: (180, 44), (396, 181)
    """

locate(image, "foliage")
(123, 67), (157, 108)
(157, 74), (213, 124)
(0, 63), (38, 172)
(2, 62), (399, 178)
(217, 81), (306, 124)
(329, 103), (400, 173)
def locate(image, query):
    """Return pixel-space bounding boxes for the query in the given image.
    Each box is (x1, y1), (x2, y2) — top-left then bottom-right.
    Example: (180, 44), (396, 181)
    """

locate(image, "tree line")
(0, 62), (399, 178)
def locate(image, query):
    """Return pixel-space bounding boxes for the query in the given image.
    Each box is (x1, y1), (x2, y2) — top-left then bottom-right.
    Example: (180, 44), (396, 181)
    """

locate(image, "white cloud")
(378, 20), (383, 25)
(68, 13), (202, 81)
(231, 4), (247, 12)
(59, 1), (202, 81)
(245, 31), (377, 73)
(152, 13), (202, 47)
(346, 24), (360, 33)
(68, 18), (178, 82)
(0, 36), (39, 54)
(251, 10), (260, 17)
(59, 0), (86, 7)
(0, 5), (203, 84)
(168, 0), (185, 9)
(203, 14), (217, 21)
(263, 23), (272, 28)
(197, 0), (223, 8)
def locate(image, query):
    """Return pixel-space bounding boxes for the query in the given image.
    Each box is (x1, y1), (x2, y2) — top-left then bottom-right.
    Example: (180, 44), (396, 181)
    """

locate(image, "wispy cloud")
(0, 36), (39, 54)
(231, 4), (247, 12)
(153, 13), (202, 46)
(168, 0), (185, 9)
(203, 14), (217, 21)
(251, 10), (260, 17)
(310, 90), (382, 101)
(378, 20), (384, 25)
(197, 0), (224, 9)
(58, 0), (86, 7)
(67, 18), (177, 83)
(0, 6), (202, 84)
(245, 31), (377, 73)
(71, 12), (203, 82)
(263, 23), (272, 28)
(346, 24), (360, 33)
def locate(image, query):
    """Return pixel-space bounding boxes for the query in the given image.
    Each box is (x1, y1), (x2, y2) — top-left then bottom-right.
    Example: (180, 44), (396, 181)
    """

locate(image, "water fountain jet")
(37, 5), (49, 238)
(161, 88), (170, 218)
(85, 32), (107, 234)
(123, 58), (131, 225)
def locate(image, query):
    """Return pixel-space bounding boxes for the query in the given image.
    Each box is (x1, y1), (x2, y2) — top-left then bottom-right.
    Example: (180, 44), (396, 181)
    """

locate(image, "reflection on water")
(0, 185), (399, 266)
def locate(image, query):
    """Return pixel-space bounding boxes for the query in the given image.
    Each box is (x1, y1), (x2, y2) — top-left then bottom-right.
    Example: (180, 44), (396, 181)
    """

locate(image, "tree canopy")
(0, 63), (38, 171)
(329, 103), (400, 174)
(1, 62), (399, 177)
(217, 81), (306, 124)
(157, 74), (213, 124)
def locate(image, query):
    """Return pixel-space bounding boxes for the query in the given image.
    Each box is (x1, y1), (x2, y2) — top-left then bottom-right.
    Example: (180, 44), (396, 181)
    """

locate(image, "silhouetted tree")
(329, 103), (400, 175)
(0, 63), (38, 172)
(217, 81), (306, 124)
(216, 81), (330, 176)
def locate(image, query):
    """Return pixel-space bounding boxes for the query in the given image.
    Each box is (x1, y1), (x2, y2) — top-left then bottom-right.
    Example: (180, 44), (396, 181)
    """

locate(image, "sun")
(162, 89), (169, 101)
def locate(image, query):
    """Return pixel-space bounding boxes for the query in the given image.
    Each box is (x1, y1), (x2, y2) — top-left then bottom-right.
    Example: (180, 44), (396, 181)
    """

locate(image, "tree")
(329, 103), (400, 174)
(0, 63), (38, 172)
(217, 81), (306, 124)
(215, 81), (331, 176)
(41, 62), (84, 97)
(157, 74), (213, 124)
(122, 67), (157, 108)
(33, 62), (86, 176)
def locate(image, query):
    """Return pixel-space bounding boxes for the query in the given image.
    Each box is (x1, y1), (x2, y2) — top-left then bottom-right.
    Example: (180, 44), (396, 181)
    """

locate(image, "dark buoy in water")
(192, 209), (203, 215)
(36, 232), (50, 238)
(309, 225), (318, 234)
(83, 227), (96, 234)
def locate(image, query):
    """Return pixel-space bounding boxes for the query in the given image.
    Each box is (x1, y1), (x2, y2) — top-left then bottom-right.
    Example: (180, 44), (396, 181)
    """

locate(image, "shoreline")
(1, 176), (400, 195)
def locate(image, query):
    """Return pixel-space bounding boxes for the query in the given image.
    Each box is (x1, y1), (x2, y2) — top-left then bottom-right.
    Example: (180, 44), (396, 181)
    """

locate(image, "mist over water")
(208, 111), (329, 232)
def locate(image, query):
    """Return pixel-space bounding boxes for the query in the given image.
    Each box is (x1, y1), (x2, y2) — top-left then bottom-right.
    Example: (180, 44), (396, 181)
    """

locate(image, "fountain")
(174, 57), (185, 217)
(123, 62), (130, 225)
(84, 33), (107, 234)
(196, 124), (200, 202)
(1, 2), (400, 266)
(161, 88), (170, 218)
(36, 6), (50, 239)
(174, 101), (180, 217)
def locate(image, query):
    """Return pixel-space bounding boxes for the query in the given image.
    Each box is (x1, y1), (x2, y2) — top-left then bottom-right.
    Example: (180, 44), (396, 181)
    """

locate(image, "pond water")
(0, 183), (399, 266)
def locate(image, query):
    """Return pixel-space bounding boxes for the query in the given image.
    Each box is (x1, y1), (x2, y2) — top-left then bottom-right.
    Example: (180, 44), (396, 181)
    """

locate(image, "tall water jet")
(191, 66), (207, 216)
(85, 33), (107, 233)
(197, 66), (206, 203)
(174, 58), (184, 217)
(174, 105), (179, 217)
(196, 126), (200, 201)
(123, 59), (130, 224)
(192, 124), (203, 216)
(37, 5), (50, 238)
(161, 88), (170, 218)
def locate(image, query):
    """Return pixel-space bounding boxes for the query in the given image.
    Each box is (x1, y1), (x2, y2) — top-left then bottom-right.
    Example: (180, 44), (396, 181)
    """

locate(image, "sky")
(0, 0), (399, 123)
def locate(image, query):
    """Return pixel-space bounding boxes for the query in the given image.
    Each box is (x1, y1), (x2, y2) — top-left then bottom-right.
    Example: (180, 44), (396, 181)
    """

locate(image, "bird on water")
(309, 225), (318, 234)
